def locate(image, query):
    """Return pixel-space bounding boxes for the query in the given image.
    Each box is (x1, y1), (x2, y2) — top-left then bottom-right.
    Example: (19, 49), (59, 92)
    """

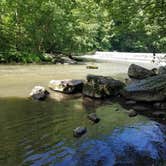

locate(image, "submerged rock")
(128, 64), (155, 79)
(30, 86), (49, 100)
(128, 109), (137, 117)
(125, 100), (136, 105)
(83, 75), (125, 98)
(158, 66), (166, 75)
(73, 127), (87, 137)
(152, 111), (166, 118)
(153, 102), (166, 110)
(121, 74), (166, 102)
(49, 80), (83, 94)
(132, 105), (150, 111)
(87, 113), (100, 123)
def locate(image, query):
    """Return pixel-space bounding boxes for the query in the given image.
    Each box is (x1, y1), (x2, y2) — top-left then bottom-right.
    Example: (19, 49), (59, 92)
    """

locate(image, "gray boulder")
(158, 66), (166, 75)
(49, 79), (83, 94)
(73, 127), (87, 137)
(128, 64), (155, 79)
(83, 75), (125, 98)
(121, 74), (166, 102)
(30, 86), (49, 100)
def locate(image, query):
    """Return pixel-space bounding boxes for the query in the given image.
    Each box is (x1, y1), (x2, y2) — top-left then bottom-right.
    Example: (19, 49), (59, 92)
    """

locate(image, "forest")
(0, 0), (165, 63)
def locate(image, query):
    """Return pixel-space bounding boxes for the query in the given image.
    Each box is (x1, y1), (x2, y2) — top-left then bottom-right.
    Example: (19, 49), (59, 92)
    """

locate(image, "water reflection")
(0, 98), (166, 166)
(23, 122), (166, 166)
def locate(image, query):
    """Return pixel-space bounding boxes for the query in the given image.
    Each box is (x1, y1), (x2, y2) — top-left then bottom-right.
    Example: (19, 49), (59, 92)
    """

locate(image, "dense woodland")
(0, 0), (165, 63)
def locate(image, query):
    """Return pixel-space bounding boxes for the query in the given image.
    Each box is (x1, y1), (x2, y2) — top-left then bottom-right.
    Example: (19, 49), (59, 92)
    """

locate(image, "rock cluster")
(29, 64), (166, 131)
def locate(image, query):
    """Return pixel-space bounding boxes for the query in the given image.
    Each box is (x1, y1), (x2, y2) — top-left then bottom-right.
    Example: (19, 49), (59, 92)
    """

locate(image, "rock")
(30, 86), (49, 100)
(125, 100), (136, 105)
(128, 109), (137, 117)
(83, 75), (125, 98)
(152, 111), (166, 118)
(49, 80), (83, 94)
(132, 105), (150, 111)
(73, 127), (87, 137)
(87, 113), (100, 123)
(158, 66), (166, 75)
(128, 64), (155, 79)
(153, 102), (166, 110)
(121, 74), (166, 102)
(151, 68), (158, 75)
(114, 108), (119, 111)
(61, 57), (77, 64)
(86, 66), (98, 69)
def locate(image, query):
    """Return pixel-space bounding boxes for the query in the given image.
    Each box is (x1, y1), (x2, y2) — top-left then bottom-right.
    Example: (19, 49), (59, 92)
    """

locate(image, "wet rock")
(128, 109), (137, 117)
(73, 127), (87, 137)
(153, 102), (166, 110)
(87, 113), (100, 123)
(151, 68), (158, 75)
(49, 80), (83, 94)
(86, 66), (98, 69)
(125, 100), (136, 105)
(114, 108), (119, 111)
(83, 75), (125, 98)
(121, 74), (166, 102)
(132, 105), (150, 111)
(152, 111), (166, 118)
(158, 66), (166, 75)
(30, 86), (49, 100)
(128, 64), (155, 79)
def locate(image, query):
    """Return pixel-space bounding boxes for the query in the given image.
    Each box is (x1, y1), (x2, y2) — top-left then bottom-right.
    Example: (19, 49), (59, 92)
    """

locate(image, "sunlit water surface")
(0, 62), (165, 166)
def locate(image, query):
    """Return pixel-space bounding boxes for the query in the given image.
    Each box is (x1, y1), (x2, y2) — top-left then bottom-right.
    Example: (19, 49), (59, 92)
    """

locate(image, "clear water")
(0, 62), (165, 166)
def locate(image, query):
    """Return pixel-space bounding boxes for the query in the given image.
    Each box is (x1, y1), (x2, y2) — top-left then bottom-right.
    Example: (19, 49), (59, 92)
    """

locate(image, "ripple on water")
(22, 121), (166, 166)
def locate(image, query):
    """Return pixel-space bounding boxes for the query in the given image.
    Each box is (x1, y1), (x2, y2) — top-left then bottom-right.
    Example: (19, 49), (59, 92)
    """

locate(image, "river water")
(0, 61), (166, 166)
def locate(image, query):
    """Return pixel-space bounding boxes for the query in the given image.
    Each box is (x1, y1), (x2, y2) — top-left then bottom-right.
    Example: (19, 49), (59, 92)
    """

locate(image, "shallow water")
(0, 61), (156, 97)
(0, 97), (165, 166)
(0, 62), (165, 166)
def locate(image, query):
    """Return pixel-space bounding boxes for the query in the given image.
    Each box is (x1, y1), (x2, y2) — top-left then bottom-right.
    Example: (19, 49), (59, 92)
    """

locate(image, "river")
(0, 61), (166, 166)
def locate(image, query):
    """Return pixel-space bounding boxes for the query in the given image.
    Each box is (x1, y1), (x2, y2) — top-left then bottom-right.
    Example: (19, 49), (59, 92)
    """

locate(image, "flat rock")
(128, 64), (155, 79)
(73, 127), (87, 137)
(86, 66), (98, 69)
(121, 74), (166, 102)
(29, 86), (49, 100)
(49, 79), (83, 94)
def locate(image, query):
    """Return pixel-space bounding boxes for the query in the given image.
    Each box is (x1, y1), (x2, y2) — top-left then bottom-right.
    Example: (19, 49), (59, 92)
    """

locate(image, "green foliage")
(0, 0), (165, 63)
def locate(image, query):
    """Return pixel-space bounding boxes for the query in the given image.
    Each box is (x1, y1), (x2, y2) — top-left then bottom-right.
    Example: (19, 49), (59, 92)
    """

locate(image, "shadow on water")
(0, 97), (166, 166)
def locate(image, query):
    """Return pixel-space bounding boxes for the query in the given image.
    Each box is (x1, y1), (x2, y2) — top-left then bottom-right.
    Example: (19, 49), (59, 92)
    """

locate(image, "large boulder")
(158, 66), (166, 75)
(128, 64), (155, 79)
(30, 86), (49, 100)
(83, 75), (125, 98)
(121, 74), (166, 102)
(49, 79), (83, 94)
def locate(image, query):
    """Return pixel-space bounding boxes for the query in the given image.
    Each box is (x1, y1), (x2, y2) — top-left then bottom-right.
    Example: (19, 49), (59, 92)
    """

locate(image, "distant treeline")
(0, 0), (165, 63)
